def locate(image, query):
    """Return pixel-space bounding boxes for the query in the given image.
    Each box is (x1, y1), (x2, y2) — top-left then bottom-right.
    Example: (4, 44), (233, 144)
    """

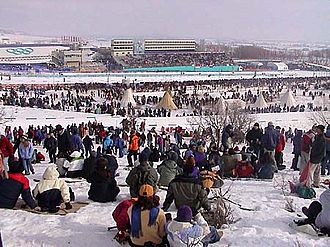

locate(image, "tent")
(157, 91), (177, 110)
(254, 94), (268, 108)
(225, 99), (246, 109)
(280, 90), (297, 107)
(121, 88), (136, 107)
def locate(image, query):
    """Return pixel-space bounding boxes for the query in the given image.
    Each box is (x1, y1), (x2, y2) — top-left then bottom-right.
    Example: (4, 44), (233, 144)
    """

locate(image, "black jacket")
(88, 172), (120, 202)
(310, 134), (326, 164)
(246, 128), (263, 146)
(83, 156), (97, 182)
(162, 173), (210, 213)
(57, 130), (71, 155)
(44, 136), (58, 152)
(83, 136), (94, 151)
(0, 179), (36, 209)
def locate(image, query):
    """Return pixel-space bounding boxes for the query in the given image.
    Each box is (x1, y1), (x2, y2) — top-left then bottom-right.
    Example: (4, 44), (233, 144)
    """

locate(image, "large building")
(144, 39), (196, 54)
(111, 39), (134, 56)
(0, 44), (70, 64)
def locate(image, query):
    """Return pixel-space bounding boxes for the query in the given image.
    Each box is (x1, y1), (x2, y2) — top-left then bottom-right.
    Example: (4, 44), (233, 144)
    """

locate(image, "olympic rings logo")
(6, 48), (34, 55)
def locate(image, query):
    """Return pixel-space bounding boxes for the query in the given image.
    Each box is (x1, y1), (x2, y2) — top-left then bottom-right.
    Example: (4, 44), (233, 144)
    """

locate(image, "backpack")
(234, 161), (254, 178)
(296, 184), (316, 199)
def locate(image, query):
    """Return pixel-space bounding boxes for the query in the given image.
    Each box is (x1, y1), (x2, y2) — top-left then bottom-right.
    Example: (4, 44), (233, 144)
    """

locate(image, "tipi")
(121, 88), (136, 107)
(157, 91), (177, 110)
(280, 89), (297, 107)
(215, 96), (227, 113)
(254, 94), (268, 108)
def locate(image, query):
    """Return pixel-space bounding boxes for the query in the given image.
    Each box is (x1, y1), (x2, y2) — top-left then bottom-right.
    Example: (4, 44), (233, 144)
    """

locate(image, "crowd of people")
(0, 116), (329, 245)
(119, 52), (233, 68)
(0, 76), (329, 119)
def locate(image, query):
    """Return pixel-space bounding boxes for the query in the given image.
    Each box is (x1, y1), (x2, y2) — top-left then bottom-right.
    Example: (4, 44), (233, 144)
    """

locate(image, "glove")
(65, 202), (72, 210)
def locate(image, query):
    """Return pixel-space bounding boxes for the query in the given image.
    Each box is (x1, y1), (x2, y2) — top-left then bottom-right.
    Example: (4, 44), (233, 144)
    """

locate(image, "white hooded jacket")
(33, 165), (70, 203)
(315, 189), (330, 229)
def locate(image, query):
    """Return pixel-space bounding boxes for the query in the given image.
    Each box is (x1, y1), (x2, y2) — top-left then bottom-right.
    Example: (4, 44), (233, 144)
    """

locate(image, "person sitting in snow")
(157, 151), (181, 187)
(0, 160), (38, 210)
(162, 159), (210, 214)
(127, 184), (167, 247)
(166, 205), (222, 247)
(88, 157), (120, 203)
(296, 185), (330, 235)
(33, 165), (73, 213)
(126, 149), (158, 198)
(64, 151), (84, 178)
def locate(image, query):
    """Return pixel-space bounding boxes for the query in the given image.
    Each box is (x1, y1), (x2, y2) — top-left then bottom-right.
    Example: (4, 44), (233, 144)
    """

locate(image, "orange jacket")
(129, 135), (139, 151)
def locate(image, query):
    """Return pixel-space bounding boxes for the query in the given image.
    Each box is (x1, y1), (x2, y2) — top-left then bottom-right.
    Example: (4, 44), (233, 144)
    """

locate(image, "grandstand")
(117, 52), (233, 69)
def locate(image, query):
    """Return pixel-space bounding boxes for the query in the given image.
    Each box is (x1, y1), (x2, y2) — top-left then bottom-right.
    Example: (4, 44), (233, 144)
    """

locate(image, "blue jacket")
(326, 128), (330, 152)
(103, 136), (113, 151)
(115, 138), (125, 149)
(19, 142), (33, 159)
(292, 130), (303, 155)
(261, 126), (280, 151)
(70, 134), (84, 152)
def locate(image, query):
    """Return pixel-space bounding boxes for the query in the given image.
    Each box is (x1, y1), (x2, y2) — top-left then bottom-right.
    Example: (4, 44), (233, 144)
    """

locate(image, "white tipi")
(254, 94), (268, 108)
(157, 91), (177, 110)
(280, 89), (297, 107)
(121, 88), (136, 107)
(215, 96), (227, 113)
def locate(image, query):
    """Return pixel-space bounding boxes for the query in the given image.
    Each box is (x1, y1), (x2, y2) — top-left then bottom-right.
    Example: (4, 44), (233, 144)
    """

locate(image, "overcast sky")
(1, 0), (329, 42)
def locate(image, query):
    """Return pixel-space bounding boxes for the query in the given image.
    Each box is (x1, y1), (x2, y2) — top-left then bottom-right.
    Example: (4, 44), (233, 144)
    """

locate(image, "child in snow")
(33, 165), (73, 213)
(167, 205), (222, 247)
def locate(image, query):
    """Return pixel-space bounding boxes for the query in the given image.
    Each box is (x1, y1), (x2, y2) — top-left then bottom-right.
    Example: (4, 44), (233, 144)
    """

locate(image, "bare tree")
(311, 111), (330, 126)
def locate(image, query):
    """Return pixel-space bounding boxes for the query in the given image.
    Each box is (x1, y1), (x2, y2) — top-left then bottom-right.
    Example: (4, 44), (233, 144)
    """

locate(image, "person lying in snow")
(166, 205), (222, 247)
(33, 165), (73, 213)
(295, 185), (330, 235)
(0, 160), (38, 209)
(127, 184), (167, 247)
(88, 157), (120, 203)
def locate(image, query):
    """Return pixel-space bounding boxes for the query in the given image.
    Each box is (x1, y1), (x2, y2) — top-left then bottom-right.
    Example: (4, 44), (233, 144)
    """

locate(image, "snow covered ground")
(1, 70), (330, 85)
(0, 107), (329, 247)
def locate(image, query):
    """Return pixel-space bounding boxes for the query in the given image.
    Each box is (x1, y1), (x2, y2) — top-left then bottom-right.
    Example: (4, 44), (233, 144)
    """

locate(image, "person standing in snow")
(55, 124), (71, 157)
(83, 134), (94, 158)
(0, 132), (14, 178)
(300, 127), (315, 174)
(291, 129), (302, 171)
(261, 122), (280, 172)
(275, 126), (286, 170)
(19, 135), (34, 175)
(43, 132), (57, 163)
(127, 130), (140, 167)
(306, 125), (326, 188)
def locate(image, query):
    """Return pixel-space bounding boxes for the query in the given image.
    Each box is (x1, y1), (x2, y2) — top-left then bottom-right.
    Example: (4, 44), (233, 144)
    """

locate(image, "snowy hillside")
(0, 106), (329, 246)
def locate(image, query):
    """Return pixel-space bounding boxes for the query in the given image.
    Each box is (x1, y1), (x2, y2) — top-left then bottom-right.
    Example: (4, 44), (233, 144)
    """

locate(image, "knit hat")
(139, 149), (150, 162)
(268, 121), (274, 127)
(254, 123), (259, 127)
(139, 184), (154, 197)
(316, 125), (325, 132)
(175, 205), (193, 222)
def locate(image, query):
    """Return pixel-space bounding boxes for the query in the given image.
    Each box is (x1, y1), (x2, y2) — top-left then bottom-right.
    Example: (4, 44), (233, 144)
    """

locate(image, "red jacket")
(275, 134), (286, 153)
(8, 173), (30, 190)
(112, 199), (134, 231)
(0, 135), (14, 158)
(301, 132), (313, 153)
